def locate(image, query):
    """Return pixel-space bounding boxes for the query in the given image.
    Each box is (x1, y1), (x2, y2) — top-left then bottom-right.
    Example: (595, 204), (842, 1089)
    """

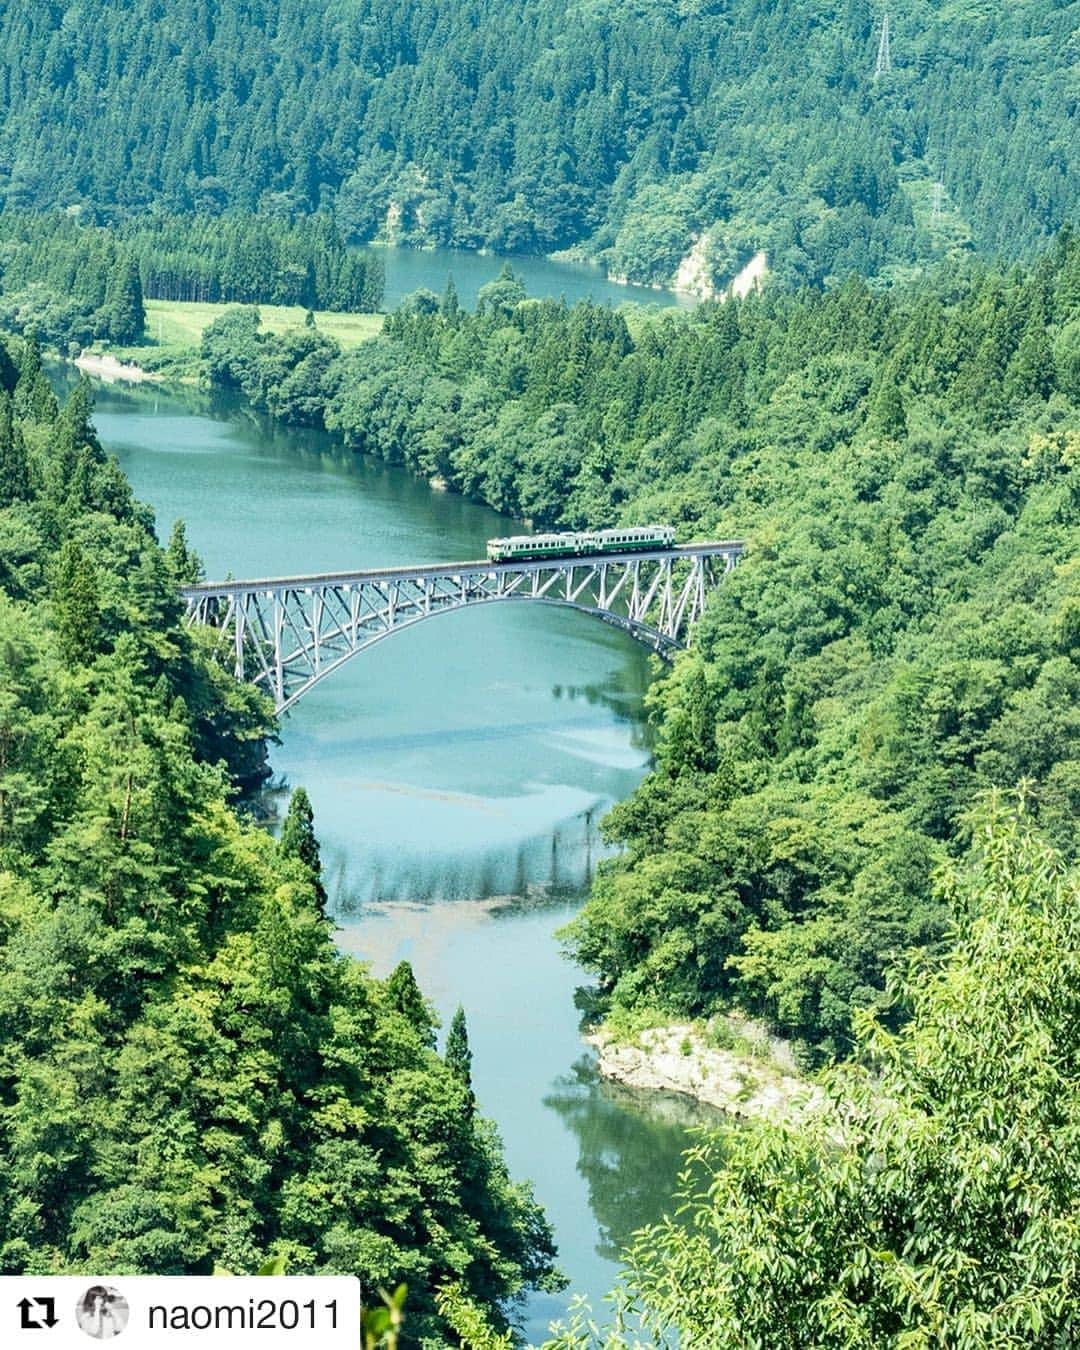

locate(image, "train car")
(486, 524), (674, 562)
(592, 525), (676, 553)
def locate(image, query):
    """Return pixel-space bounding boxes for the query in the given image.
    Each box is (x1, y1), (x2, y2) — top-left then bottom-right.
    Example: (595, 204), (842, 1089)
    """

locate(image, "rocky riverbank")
(586, 1017), (822, 1125)
(74, 351), (161, 383)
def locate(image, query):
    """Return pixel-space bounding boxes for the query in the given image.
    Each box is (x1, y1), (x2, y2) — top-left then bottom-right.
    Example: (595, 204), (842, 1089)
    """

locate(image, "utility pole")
(874, 9), (892, 80)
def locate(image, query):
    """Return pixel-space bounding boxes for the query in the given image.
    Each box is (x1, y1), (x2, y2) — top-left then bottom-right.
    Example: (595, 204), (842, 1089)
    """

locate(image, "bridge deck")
(182, 541), (745, 596)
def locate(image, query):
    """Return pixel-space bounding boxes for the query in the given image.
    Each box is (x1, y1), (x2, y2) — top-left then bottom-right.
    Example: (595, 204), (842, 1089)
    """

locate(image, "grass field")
(100, 299), (383, 376)
(143, 299), (383, 348)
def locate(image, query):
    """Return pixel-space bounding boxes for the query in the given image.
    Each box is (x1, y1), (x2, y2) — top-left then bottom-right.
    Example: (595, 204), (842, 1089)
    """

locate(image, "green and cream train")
(486, 525), (675, 563)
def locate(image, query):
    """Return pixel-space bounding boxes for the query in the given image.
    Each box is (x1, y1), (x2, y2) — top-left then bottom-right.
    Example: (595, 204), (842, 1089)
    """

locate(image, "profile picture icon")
(75, 1286), (130, 1339)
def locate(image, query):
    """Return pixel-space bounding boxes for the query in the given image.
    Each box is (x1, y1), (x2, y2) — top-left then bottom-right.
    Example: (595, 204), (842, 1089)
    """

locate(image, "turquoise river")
(68, 247), (710, 1341)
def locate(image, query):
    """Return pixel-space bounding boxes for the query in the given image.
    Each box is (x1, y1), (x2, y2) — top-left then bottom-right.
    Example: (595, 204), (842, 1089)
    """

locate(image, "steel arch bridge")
(180, 541), (743, 714)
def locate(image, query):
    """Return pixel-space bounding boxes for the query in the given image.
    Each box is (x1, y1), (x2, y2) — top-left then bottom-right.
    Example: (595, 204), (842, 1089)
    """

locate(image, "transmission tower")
(874, 10), (892, 79)
(931, 179), (944, 226)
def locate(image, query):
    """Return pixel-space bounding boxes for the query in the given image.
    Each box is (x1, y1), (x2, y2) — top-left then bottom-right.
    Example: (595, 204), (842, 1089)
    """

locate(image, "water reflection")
(544, 1058), (720, 1263)
(550, 670), (656, 741)
(376, 243), (691, 313)
(327, 811), (607, 912)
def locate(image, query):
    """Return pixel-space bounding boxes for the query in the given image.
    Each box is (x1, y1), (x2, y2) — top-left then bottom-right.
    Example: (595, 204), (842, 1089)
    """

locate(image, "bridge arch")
(181, 543), (742, 714)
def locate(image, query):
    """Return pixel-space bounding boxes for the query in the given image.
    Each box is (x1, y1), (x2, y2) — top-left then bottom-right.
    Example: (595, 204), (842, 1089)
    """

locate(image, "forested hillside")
(0, 342), (559, 1340)
(0, 1), (1075, 288)
(0, 212), (383, 351)
(618, 808), (1080, 1345)
(199, 231), (1080, 1062)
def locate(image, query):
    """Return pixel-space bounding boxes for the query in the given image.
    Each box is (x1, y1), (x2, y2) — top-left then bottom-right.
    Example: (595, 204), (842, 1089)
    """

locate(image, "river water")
(377, 244), (693, 313)
(63, 250), (705, 1339)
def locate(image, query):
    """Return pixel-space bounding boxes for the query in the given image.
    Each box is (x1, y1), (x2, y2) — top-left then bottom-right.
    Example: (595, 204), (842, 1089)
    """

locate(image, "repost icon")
(18, 1295), (58, 1330)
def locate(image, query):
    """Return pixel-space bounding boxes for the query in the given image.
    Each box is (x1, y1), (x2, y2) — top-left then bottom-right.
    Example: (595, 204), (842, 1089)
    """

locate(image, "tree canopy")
(0, 341), (560, 1343)
(0, 1), (1075, 288)
(621, 802), (1080, 1347)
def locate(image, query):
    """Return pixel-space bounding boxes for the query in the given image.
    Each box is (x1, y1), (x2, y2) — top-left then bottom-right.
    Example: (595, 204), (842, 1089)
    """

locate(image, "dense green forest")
(0, 212), (383, 351)
(613, 805), (1080, 1346)
(2, 0), (1078, 1339)
(0, 224), (144, 349)
(121, 212), (383, 310)
(0, 341), (559, 1343)
(199, 231), (1080, 1062)
(0, 1), (1075, 288)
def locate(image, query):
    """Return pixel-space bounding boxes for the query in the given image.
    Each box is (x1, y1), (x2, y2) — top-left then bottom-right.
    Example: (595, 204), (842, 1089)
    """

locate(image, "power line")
(874, 10), (892, 79)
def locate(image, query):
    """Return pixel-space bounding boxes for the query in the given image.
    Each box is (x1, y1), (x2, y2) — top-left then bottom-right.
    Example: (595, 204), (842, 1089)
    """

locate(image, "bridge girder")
(181, 543), (742, 714)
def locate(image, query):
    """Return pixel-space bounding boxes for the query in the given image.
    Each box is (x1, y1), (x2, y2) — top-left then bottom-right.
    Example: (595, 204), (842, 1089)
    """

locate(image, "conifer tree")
(49, 382), (104, 506)
(0, 338), (18, 395)
(445, 1005), (474, 1099)
(1056, 317), (1080, 401)
(0, 393), (31, 507)
(278, 786), (328, 912)
(58, 381), (103, 457)
(50, 537), (101, 665)
(385, 960), (437, 1046)
(165, 519), (205, 585)
(13, 336), (58, 423)
(361, 252), (385, 312)
(1005, 323), (1054, 402)
(871, 370), (907, 438)
(477, 264), (526, 317)
(100, 251), (145, 341)
(440, 276), (460, 320)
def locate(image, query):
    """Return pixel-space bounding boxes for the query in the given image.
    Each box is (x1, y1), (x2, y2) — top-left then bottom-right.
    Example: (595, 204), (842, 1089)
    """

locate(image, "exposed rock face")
(730, 249), (768, 298)
(383, 200), (403, 243)
(672, 243), (769, 303)
(673, 231), (715, 299)
(586, 1020), (822, 1125)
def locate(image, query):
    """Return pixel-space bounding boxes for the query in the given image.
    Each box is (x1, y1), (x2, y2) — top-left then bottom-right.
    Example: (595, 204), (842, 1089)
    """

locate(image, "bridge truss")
(181, 542), (743, 714)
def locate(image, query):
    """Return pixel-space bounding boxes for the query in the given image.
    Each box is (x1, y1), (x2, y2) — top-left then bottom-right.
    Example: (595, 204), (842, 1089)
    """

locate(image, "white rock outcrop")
(587, 1020), (822, 1125)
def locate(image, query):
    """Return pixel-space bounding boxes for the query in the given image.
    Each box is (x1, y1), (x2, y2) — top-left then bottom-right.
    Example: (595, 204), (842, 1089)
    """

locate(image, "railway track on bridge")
(181, 541), (744, 713)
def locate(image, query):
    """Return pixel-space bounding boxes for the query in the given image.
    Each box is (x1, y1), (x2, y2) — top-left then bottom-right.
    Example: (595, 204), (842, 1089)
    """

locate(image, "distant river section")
(375, 243), (693, 312)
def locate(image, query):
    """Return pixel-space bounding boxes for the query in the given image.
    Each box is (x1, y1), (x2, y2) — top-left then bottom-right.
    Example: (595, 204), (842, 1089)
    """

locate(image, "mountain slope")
(0, 0), (1075, 288)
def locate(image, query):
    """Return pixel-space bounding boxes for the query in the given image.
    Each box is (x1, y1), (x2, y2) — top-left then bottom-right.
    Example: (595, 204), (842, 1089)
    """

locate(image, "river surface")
(377, 243), (693, 312)
(67, 360), (709, 1340)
